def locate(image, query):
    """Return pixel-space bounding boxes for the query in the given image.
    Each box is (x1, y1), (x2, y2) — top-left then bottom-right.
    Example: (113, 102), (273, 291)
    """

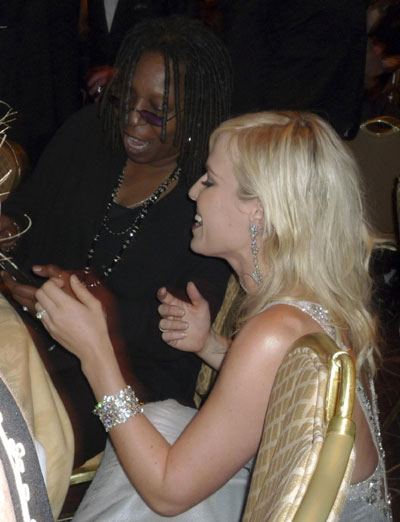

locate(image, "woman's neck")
(115, 159), (179, 208)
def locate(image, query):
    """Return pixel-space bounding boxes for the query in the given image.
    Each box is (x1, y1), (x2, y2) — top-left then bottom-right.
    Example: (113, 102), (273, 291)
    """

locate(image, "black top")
(4, 104), (230, 460)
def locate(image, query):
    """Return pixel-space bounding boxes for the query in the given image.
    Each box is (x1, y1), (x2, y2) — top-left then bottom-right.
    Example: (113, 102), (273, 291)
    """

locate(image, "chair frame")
(291, 334), (356, 522)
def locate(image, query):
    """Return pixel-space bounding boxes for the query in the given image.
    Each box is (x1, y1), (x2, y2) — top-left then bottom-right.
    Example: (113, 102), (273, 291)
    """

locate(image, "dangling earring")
(250, 224), (263, 285)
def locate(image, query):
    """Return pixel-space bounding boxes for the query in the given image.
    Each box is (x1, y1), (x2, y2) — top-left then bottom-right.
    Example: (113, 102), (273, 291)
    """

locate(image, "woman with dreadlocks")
(0, 15), (233, 478)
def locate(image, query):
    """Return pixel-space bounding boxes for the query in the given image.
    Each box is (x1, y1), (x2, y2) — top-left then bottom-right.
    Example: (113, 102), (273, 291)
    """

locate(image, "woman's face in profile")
(119, 52), (184, 169)
(189, 134), (258, 271)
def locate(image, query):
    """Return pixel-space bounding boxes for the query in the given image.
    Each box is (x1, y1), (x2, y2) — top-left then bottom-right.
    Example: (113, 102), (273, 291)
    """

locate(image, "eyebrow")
(205, 164), (218, 177)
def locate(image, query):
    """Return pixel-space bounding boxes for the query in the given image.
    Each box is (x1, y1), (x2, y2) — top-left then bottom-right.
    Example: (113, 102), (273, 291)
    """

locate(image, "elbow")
(144, 492), (195, 517)
(151, 505), (187, 518)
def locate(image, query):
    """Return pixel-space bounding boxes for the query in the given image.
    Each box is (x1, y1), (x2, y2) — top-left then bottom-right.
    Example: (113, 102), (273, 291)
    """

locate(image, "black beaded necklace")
(83, 165), (181, 281)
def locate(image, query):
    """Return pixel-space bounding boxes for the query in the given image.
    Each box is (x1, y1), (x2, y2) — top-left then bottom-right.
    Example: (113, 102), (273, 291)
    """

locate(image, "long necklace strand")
(84, 165), (181, 279)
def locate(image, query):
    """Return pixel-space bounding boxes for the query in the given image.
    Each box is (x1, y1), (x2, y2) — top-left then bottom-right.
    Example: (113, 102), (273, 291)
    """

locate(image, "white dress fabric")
(73, 399), (252, 521)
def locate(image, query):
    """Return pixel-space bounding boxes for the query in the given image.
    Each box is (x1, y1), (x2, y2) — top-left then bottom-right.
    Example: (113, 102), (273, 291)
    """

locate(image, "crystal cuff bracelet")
(93, 385), (143, 432)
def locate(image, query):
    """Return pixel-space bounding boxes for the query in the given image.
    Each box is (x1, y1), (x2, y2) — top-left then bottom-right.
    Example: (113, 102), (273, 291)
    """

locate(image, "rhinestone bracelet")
(93, 385), (143, 432)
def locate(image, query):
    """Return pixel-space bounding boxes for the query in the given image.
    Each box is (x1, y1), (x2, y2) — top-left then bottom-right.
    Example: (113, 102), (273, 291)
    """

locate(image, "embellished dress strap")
(261, 300), (340, 345)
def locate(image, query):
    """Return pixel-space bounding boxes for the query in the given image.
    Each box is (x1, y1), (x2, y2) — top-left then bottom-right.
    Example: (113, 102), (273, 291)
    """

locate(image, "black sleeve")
(3, 104), (120, 271)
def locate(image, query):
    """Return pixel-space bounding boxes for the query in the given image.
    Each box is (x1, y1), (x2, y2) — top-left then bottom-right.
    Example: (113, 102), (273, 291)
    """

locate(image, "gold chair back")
(397, 176), (400, 241)
(243, 333), (356, 522)
(0, 293), (74, 519)
(194, 274), (241, 407)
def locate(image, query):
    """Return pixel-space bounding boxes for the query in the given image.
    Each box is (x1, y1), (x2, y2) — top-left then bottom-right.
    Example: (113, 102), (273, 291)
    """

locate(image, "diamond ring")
(36, 308), (47, 320)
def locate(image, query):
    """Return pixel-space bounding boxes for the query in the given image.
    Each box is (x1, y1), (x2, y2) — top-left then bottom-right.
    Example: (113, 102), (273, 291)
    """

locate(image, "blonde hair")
(210, 111), (379, 373)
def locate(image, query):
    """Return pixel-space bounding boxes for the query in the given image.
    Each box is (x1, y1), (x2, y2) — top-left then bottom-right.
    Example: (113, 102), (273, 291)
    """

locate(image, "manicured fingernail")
(32, 266), (41, 272)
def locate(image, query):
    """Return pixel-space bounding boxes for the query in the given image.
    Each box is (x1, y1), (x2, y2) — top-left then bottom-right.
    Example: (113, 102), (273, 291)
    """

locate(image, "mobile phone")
(0, 251), (39, 287)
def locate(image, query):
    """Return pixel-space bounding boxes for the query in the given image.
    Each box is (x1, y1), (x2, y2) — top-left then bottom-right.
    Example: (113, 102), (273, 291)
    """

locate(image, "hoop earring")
(250, 224), (263, 285)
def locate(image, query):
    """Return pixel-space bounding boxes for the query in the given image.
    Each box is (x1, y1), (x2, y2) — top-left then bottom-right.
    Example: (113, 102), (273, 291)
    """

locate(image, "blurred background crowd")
(0, 0), (399, 168)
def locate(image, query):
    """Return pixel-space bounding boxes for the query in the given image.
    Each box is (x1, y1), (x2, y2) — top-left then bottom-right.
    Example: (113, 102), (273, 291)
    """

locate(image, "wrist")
(80, 340), (122, 392)
(200, 327), (230, 358)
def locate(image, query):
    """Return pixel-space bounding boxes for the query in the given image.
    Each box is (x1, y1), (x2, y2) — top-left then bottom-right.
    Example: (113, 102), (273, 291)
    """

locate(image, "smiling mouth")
(124, 134), (150, 153)
(193, 213), (203, 228)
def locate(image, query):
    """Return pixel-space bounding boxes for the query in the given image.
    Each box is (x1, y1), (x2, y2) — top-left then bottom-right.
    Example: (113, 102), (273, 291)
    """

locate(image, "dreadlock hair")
(100, 15), (233, 185)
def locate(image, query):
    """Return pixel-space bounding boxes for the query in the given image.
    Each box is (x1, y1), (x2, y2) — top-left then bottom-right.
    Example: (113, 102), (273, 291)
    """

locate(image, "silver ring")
(36, 308), (47, 320)
(96, 85), (103, 94)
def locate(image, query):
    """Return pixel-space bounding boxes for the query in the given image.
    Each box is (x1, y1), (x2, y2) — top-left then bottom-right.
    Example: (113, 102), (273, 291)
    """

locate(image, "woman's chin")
(190, 236), (207, 256)
(190, 237), (201, 254)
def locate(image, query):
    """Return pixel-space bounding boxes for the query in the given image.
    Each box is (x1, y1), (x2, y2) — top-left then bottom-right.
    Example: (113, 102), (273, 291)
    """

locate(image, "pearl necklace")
(83, 165), (181, 281)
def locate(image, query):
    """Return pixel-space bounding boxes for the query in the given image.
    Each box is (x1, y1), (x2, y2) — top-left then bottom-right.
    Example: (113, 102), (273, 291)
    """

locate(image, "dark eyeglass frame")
(107, 94), (177, 128)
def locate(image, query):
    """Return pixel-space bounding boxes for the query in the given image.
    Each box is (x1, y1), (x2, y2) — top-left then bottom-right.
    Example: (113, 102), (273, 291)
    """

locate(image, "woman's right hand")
(157, 282), (211, 354)
(35, 275), (114, 369)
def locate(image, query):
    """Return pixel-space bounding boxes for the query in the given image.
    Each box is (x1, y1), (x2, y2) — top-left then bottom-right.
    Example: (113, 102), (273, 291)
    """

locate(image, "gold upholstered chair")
(194, 274), (242, 407)
(0, 292), (74, 520)
(397, 176), (400, 240)
(242, 332), (356, 522)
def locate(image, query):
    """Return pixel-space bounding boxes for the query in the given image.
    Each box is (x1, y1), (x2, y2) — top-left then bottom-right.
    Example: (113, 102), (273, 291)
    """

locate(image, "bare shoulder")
(228, 303), (326, 368)
(212, 302), (328, 428)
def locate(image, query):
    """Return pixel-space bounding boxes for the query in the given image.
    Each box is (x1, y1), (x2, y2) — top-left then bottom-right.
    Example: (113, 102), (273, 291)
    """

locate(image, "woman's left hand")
(35, 274), (113, 364)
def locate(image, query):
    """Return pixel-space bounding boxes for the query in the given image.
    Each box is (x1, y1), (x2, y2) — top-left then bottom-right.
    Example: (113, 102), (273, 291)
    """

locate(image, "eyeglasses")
(107, 94), (177, 127)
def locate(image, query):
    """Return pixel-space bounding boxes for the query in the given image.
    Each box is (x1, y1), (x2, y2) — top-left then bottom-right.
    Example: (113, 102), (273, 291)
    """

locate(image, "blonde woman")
(35, 111), (391, 521)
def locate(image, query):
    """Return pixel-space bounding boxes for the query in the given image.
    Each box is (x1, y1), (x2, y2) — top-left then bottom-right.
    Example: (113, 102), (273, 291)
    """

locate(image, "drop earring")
(250, 224), (263, 285)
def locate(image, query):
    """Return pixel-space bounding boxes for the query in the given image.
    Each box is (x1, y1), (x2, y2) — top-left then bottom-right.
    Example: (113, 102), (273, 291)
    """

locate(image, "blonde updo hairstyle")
(210, 111), (378, 373)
